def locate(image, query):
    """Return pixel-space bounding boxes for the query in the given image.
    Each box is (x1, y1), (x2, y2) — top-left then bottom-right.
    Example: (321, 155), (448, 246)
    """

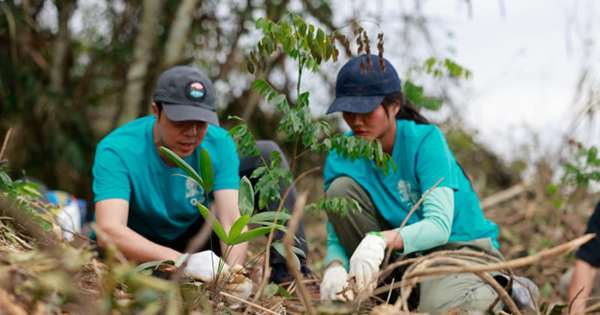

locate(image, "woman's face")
(342, 104), (397, 141)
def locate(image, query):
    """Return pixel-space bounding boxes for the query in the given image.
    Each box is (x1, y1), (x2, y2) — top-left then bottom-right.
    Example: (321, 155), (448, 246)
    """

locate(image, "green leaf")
(199, 148), (213, 193)
(277, 285), (293, 298)
(271, 242), (288, 259)
(551, 198), (562, 209)
(588, 146), (598, 163)
(255, 17), (264, 29)
(227, 215), (250, 244)
(197, 204), (228, 242)
(248, 211), (291, 224)
(292, 246), (307, 259)
(247, 58), (255, 74)
(229, 226), (281, 245)
(271, 241), (300, 270)
(160, 146), (204, 188)
(548, 303), (567, 315)
(175, 253), (190, 268)
(418, 97), (443, 111)
(134, 260), (175, 273)
(541, 281), (553, 299)
(547, 184), (559, 196)
(238, 176), (255, 216)
(264, 283), (278, 298)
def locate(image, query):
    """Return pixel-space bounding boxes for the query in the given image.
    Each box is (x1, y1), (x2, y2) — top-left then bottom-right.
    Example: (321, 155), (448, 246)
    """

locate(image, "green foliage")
(238, 176), (255, 216)
(403, 81), (443, 111)
(305, 197), (362, 218)
(158, 146), (287, 247)
(547, 144), (600, 208)
(423, 57), (472, 80)
(159, 147), (212, 193)
(263, 282), (292, 298)
(539, 301), (567, 315)
(227, 116), (259, 158)
(562, 145), (600, 188)
(249, 14), (338, 75)
(405, 57), (472, 111)
(0, 162), (47, 230)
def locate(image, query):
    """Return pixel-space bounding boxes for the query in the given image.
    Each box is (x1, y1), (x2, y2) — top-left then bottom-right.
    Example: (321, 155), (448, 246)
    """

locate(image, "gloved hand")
(222, 264), (253, 300)
(348, 232), (386, 295)
(182, 250), (227, 283)
(182, 250), (252, 299)
(320, 265), (354, 301)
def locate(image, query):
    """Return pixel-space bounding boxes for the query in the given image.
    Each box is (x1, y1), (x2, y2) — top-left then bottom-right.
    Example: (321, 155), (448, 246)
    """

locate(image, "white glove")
(348, 233), (386, 294)
(182, 250), (226, 283)
(320, 265), (354, 301)
(223, 264), (253, 300)
(182, 250), (252, 300)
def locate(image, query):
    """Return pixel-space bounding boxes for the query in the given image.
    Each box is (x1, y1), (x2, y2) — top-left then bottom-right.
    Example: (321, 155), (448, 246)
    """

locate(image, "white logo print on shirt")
(397, 180), (418, 209)
(186, 177), (206, 206)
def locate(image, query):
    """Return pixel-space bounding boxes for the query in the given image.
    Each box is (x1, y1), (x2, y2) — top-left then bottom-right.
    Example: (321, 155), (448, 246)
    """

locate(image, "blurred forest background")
(1, 0), (600, 310)
(0, 0), (536, 206)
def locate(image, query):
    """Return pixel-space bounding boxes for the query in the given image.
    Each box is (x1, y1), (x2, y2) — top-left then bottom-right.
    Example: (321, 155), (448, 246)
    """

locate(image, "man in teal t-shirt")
(92, 67), (250, 293)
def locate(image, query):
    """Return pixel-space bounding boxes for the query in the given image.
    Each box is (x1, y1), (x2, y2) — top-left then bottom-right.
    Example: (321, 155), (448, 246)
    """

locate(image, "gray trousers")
(239, 140), (308, 267)
(326, 176), (506, 314)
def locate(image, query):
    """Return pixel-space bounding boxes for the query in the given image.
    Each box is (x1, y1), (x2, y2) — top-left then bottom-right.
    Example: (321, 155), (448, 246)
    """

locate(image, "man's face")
(152, 103), (209, 162)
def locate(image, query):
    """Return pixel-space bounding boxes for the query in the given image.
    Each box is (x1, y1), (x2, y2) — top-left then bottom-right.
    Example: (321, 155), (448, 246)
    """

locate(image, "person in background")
(568, 201), (600, 314)
(319, 54), (538, 313)
(91, 66), (309, 299)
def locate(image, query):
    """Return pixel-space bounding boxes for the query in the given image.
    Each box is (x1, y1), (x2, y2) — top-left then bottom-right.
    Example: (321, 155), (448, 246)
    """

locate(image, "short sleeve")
(211, 135), (241, 191)
(577, 203), (600, 267)
(92, 144), (131, 202)
(415, 128), (458, 192)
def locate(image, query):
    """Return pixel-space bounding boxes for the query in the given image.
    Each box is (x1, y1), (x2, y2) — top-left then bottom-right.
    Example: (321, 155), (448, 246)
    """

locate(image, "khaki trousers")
(326, 176), (506, 314)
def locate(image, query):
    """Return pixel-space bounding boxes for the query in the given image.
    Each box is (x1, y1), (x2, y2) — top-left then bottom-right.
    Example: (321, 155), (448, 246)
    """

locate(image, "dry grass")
(1, 177), (599, 315)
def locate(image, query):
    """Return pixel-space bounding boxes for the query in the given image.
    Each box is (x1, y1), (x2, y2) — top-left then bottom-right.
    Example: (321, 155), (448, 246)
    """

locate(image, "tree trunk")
(163, 0), (200, 69)
(118, 0), (161, 127)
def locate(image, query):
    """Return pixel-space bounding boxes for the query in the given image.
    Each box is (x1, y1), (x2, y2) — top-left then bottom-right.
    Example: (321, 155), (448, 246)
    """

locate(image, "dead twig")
(0, 127), (12, 160)
(220, 291), (280, 315)
(480, 181), (530, 210)
(382, 177), (444, 269)
(283, 189), (316, 315)
(402, 234), (594, 280)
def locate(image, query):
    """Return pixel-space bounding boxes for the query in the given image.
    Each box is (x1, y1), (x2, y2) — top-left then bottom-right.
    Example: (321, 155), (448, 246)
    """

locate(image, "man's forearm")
(568, 259), (598, 314)
(222, 241), (248, 266)
(97, 224), (182, 263)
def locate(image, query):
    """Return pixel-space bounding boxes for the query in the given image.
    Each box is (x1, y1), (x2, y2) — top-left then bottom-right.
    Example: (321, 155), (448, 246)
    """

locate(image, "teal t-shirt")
(91, 116), (240, 243)
(324, 119), (499, 261)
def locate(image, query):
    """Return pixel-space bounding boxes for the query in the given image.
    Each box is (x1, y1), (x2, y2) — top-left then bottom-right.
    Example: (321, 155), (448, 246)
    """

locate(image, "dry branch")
(480, 181), (530, 210)
(402, 234), (594, 280)
(283, 189), (316, 315)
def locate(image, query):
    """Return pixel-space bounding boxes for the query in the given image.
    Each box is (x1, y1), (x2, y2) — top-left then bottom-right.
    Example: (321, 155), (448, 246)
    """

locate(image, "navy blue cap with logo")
(153, 66), (219, 126)
(327, 54), (402, 115)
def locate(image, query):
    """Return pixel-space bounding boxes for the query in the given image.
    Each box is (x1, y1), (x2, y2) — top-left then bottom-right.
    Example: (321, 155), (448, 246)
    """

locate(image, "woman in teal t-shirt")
(319, 54), (538, 314)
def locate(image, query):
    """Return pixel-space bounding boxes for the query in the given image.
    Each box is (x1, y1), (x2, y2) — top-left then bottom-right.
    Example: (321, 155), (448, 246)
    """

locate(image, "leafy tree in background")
(0, 0), (516, 210)
(0, 0), (336, 204)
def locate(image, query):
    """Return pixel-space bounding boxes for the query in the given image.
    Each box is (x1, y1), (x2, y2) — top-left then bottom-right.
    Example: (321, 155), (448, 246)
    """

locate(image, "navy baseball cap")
(327, 54), (402, 114)
(153, 66), (219, 126)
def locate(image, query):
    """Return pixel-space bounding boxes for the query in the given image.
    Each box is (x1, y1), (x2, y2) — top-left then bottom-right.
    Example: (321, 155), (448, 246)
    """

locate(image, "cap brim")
(326, 95), (386, 114)
(162, 104), (220, 126)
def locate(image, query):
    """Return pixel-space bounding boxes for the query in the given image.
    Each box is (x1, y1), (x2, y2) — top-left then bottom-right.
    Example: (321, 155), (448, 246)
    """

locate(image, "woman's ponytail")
(381, 92), (429, 125)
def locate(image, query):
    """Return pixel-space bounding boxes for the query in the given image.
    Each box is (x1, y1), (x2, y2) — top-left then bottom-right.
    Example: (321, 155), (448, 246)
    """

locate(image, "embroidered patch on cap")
(186, 81), (206, 101)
